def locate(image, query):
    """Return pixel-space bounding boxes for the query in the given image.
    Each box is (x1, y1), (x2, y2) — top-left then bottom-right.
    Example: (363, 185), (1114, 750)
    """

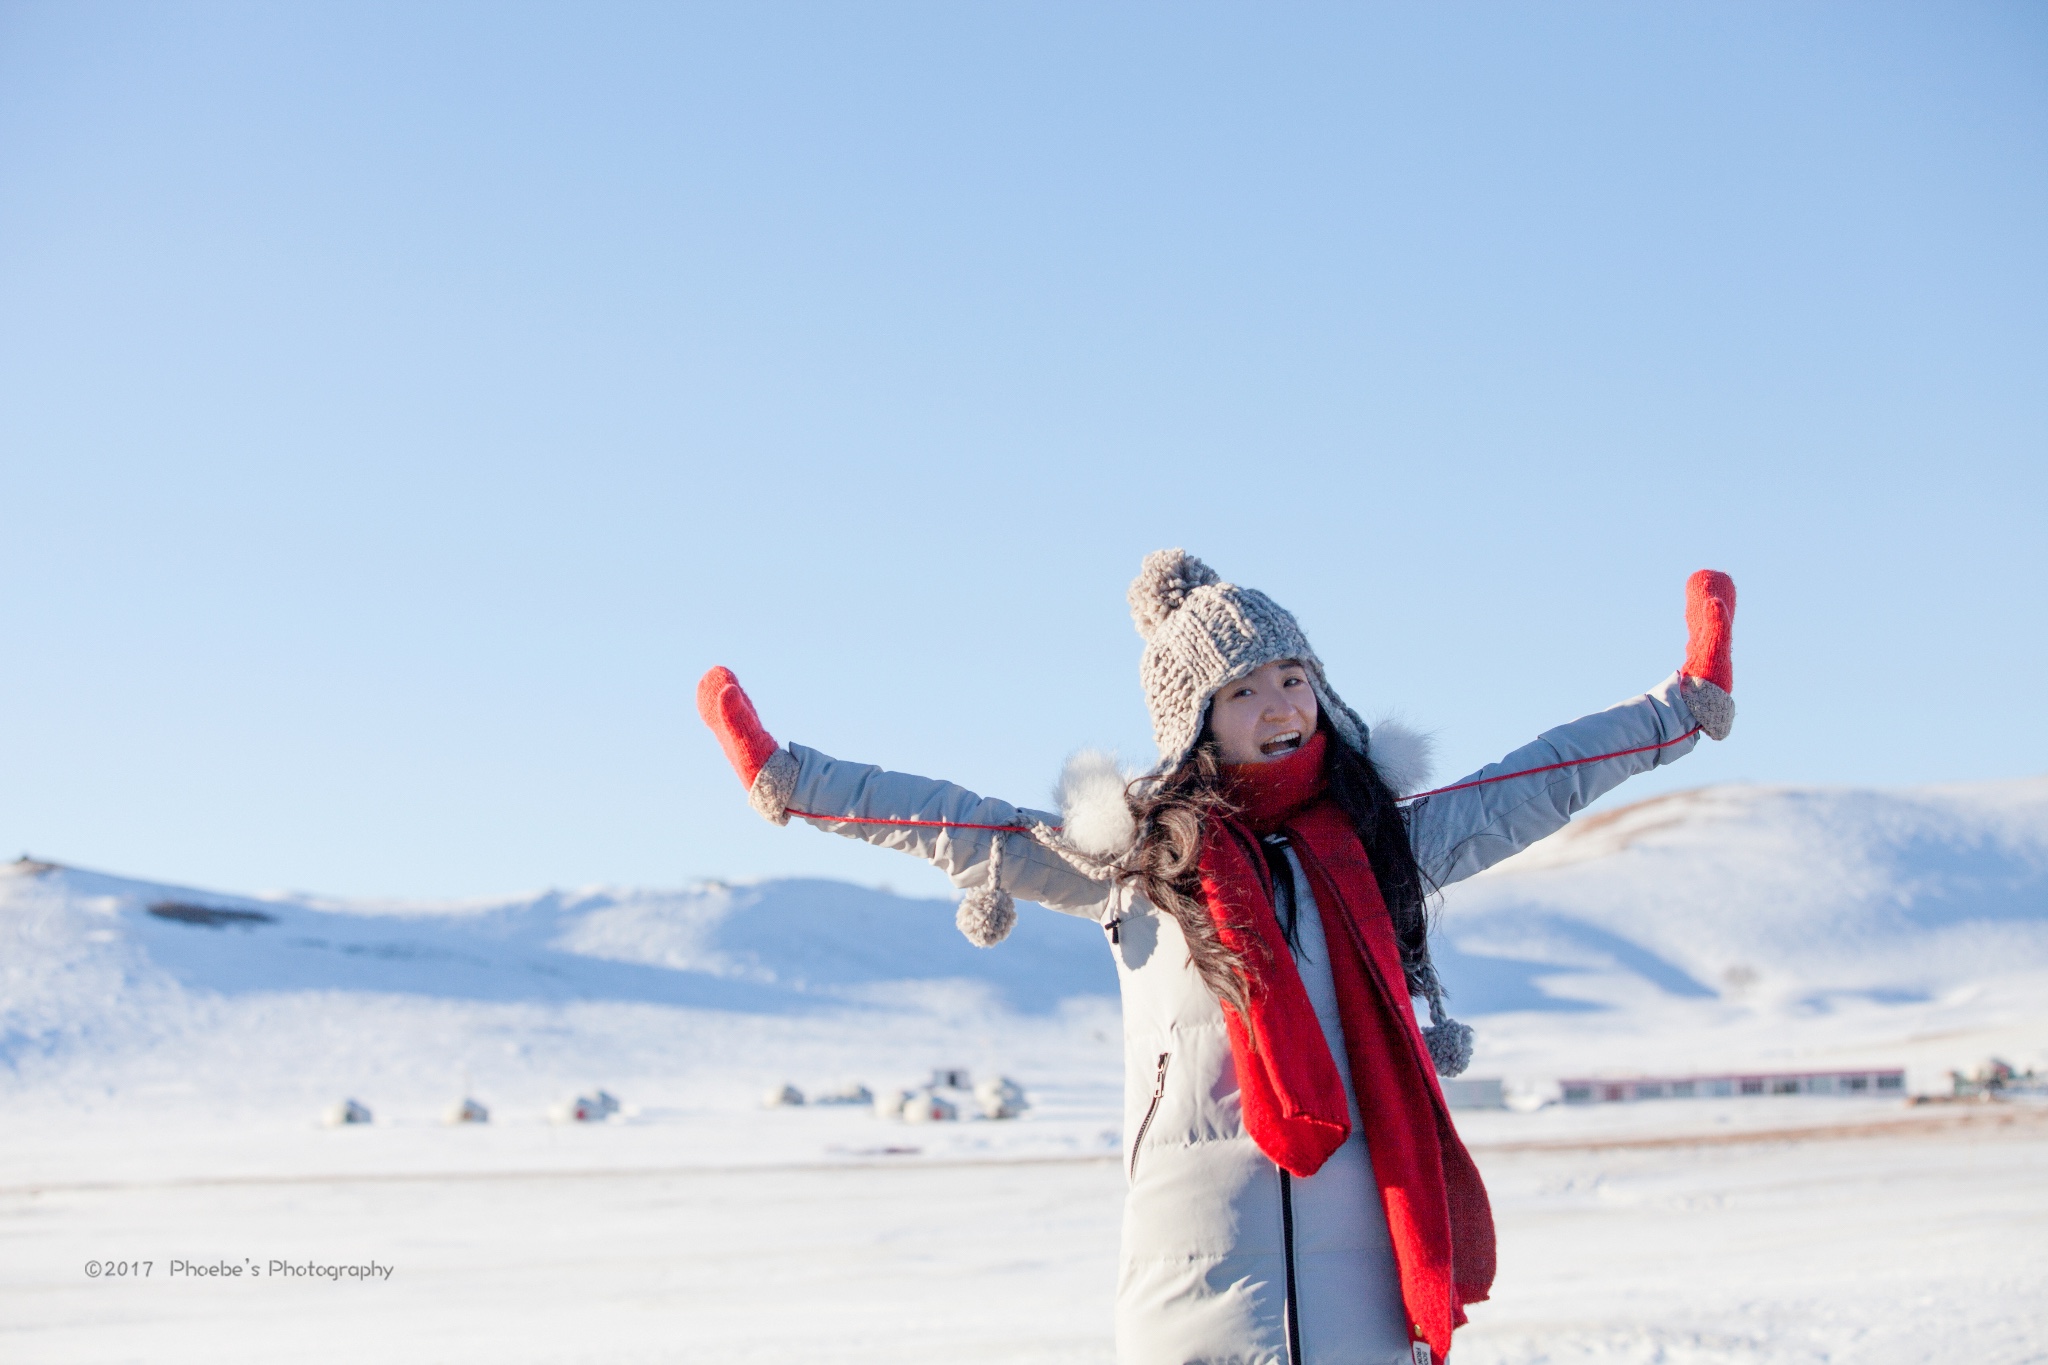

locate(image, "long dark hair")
(1124, 713), (1436, 1016)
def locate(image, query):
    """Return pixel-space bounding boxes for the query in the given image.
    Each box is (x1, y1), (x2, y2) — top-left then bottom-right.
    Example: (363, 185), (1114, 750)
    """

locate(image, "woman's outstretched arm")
(696, 668), (1111, 918)
(1404, 571), (1737, 890)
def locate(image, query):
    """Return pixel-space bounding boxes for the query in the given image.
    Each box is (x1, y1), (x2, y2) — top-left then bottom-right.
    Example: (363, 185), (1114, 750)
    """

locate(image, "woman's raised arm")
(1403, 571), (1737, 890)
(696, 668), (1113, 931)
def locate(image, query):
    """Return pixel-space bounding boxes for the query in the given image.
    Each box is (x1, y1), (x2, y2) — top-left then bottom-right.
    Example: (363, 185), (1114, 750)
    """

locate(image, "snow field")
(4, 1109), (2040, 1364)
(1458, 1107), (2048, 1365)
(0, 1155), (1127, 1365)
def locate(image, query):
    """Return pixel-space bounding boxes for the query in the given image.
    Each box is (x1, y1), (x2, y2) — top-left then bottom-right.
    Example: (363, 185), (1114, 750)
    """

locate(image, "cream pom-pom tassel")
(955, 833), (1017, 947)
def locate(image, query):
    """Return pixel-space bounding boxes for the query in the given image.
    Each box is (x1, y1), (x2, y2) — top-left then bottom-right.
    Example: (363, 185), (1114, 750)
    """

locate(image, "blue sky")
(2, 3), (2043, 900)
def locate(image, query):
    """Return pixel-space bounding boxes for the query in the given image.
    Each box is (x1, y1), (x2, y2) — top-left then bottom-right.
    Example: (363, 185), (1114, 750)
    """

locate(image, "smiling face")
(1204, 658), (1320, 765)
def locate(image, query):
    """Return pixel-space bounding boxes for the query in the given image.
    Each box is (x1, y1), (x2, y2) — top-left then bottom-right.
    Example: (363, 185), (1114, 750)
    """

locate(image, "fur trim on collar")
(1366, 718), (1436, 798)
(1055, 750), (1138, 857)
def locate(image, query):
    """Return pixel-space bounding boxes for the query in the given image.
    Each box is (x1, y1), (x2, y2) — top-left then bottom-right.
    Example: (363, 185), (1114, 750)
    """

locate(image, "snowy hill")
(0, 862), (1116, 1064)
(1431, 776), (2048, 1015)
(1422, 776), (2048, 1086)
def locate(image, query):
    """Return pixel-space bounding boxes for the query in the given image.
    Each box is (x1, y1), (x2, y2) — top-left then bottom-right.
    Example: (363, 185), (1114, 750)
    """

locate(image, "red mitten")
(1682, 570), (1736, 693)
(696, 667), (780, 789)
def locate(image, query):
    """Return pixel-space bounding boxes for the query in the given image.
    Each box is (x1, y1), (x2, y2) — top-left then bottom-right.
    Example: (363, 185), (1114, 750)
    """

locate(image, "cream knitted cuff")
(1681, 677), (1736, 742)
(747, 747), (799, 825)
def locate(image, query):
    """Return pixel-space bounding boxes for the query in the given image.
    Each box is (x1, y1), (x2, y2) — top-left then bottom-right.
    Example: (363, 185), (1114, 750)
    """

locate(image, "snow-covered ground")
(7, 1105), (2040, 1365)
(3, 777), (2044, 1362)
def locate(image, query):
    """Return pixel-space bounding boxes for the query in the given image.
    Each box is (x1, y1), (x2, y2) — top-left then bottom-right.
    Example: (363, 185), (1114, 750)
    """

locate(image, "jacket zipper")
(1279, 1168), (1303, 1365)
(1128, 1051), (1170, 1179)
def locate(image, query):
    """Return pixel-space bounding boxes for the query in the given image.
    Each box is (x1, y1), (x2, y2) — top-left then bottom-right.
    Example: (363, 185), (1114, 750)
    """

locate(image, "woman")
(697, 550), (1737, 1365)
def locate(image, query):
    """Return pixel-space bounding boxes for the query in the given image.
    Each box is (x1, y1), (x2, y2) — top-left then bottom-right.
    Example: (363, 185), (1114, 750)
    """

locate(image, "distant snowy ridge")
(1434, 777), (2048, 1014)
(0, 864), (1118, 1073)
(5, 776), (2045, 1080)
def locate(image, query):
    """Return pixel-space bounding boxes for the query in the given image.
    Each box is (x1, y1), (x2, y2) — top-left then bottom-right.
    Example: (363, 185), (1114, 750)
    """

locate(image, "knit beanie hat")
(1129, 549), (1371, 774)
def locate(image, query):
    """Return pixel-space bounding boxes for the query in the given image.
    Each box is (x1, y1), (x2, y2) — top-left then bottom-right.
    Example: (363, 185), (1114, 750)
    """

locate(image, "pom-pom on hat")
(1129, 549), (1370, 774)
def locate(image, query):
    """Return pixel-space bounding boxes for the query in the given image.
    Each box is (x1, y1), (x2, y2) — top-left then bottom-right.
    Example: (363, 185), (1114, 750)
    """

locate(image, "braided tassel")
(955, 833), (1017, 947)
(1412, 960), (1474, 1078)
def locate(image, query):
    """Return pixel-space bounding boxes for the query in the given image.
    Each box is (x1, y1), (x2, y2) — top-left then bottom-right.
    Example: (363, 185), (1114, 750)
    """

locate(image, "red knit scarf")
(1202, 731), (1496, 1357)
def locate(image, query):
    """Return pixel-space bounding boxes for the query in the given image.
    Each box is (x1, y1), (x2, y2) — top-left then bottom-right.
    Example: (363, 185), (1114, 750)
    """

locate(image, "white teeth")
(1259, 731), (1303, 755)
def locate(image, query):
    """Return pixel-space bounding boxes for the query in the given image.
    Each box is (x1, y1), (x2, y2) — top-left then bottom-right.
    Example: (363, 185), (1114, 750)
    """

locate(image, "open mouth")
(1258, 730), (1303, 757)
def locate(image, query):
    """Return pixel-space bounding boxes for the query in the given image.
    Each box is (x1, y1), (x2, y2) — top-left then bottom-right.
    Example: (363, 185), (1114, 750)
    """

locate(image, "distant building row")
(1558, 1068), (1905, 1105)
